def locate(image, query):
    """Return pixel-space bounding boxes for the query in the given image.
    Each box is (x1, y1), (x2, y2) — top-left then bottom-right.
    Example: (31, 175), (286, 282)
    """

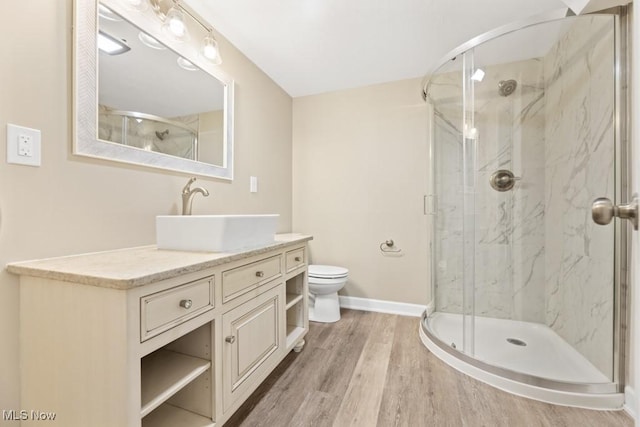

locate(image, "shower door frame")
(421, 6), (630, 396)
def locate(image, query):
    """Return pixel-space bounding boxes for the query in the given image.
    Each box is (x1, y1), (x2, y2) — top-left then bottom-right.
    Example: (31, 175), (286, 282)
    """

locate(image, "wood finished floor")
(226, 310), (633, 427)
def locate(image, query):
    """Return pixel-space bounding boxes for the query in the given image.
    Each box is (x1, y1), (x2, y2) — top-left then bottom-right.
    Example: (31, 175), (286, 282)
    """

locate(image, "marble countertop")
(6, 233), (312, 290)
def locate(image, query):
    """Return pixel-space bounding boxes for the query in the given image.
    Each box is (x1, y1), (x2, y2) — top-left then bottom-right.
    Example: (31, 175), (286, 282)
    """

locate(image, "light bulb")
(203, 43), (217, 60)
(162, 3), (189, 42)
(201, 33), (221, 64)
(169, 17), (186, 37)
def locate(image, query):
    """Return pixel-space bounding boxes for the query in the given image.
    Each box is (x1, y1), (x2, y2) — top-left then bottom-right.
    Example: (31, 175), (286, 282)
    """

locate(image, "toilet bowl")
(308, 265), (348, 323)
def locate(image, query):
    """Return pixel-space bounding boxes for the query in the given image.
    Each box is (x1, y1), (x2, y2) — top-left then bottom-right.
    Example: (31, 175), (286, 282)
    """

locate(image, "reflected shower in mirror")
(98, 6), (225, 166)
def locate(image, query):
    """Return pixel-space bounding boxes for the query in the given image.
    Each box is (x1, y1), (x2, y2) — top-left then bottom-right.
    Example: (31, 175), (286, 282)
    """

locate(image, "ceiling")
(186, 0), (570, 97)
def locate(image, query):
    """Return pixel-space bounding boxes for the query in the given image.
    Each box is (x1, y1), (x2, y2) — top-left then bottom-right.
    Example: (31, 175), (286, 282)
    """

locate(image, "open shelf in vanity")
(141, 323), (214, 427)
(141, 349), (210, 416)
(284, 271), (307, 350)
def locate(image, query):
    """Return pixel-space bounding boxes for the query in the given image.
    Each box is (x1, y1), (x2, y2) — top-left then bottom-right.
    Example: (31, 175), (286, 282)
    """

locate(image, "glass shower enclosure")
(420, 8), (628, 408)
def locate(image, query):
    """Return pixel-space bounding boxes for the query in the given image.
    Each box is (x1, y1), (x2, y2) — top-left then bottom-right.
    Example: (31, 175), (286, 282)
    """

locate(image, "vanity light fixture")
(162, 1), (190, 42)
(97, 31), (131, 55)
(138, 31), (166, 50)
(148, 0), (223, 64)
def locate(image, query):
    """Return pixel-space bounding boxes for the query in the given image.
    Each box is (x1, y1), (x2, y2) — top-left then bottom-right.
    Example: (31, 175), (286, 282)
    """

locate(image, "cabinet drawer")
(222, 255), (281, 303)
(285, 248), (305, 273)
(141, 276), (214, 342)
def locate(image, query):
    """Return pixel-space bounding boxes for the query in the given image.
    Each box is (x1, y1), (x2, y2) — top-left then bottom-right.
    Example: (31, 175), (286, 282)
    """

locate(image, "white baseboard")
(624, 386), (636, 419)
(339, 296), (427, 317)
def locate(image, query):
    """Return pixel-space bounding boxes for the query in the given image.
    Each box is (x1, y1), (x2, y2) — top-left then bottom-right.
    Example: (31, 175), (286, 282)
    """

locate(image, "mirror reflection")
(97, 5), (226, 166)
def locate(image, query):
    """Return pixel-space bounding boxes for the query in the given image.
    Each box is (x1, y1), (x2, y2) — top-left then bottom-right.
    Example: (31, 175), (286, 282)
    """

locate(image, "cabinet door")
(222, 285), (284, 412)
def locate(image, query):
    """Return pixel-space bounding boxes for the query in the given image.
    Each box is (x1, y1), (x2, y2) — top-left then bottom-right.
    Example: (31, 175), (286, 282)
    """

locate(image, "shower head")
(498, 79), (517, 97)
(155, 129), (169, 140)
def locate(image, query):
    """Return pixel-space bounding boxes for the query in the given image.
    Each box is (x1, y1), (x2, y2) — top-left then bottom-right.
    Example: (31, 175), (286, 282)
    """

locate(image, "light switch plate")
(7, 123), (41, 166)
(250, 176), (258, 193)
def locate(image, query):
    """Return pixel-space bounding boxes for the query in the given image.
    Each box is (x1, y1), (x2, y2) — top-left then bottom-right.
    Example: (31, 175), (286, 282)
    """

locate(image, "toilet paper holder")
(380, 239), (402, 253)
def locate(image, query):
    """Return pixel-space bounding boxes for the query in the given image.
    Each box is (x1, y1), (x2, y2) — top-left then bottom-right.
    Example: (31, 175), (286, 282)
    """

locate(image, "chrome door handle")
(179, 299), (193, 309)
(225, 336), (236, 344)
(255, 271), (264, 277)
(592, 197), (638, 230)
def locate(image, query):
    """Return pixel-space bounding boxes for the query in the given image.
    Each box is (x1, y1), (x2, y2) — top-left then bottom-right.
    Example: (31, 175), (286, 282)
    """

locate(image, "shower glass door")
(427, 13), (619, 386)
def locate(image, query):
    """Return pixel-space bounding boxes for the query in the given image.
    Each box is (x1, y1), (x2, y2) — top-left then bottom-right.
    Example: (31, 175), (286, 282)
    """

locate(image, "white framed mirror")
(73, 0), (234, 180)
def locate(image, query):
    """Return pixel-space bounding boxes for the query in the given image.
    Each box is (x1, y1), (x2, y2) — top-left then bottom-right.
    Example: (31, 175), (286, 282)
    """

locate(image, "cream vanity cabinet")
(8, 234), (311, 427)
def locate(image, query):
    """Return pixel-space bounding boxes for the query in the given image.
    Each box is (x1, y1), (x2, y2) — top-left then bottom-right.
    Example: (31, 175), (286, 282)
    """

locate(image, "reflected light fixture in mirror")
(177, 57), (198, 71)
(138, 31), (166, 50)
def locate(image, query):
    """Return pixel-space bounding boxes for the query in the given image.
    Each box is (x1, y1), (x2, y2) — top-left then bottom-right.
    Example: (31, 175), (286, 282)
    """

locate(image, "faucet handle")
(182, 177), (197, 193)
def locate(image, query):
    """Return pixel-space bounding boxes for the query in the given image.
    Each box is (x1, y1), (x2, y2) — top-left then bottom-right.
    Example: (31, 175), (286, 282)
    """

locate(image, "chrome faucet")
(182, 177), (209, 215)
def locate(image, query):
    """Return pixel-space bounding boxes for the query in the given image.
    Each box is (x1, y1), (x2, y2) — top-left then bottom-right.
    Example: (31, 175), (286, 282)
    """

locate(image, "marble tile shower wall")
(543, 16), (615, 378)
(432, 59), (546, 322)
(474, 61), (546, 322)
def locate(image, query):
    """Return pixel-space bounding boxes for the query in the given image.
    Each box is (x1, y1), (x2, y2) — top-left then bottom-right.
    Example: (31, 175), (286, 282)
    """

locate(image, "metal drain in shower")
(506, 338), (527, 346)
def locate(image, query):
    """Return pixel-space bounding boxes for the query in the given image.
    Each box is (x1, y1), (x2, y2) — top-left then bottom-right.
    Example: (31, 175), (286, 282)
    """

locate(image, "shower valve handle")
(489, 170), (519, 192)
(591, 197), (638, 230)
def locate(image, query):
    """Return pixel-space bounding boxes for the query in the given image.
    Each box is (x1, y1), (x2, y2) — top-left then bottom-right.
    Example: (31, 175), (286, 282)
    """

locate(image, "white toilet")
(308, 265), (349, 323)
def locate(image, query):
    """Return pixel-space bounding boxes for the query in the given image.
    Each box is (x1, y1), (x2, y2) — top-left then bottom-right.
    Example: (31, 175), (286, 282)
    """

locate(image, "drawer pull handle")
(255, 271), (264, 278)
(225, 336), (236, 344)
(179, 299), (193, 309)
(294, 256), (301, 262)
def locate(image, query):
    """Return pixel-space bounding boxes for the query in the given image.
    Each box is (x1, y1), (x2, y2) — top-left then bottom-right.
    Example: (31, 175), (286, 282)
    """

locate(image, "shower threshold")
(420, 312), (624, 409)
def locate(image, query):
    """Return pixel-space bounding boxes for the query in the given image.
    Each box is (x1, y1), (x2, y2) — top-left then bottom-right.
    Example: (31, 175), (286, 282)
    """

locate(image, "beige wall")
(0, 0), (292, 410)
(292, 79), (430, 305)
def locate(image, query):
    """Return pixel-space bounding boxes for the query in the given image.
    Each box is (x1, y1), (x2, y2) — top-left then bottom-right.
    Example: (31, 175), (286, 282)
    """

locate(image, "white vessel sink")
(156, 214), (279, 252)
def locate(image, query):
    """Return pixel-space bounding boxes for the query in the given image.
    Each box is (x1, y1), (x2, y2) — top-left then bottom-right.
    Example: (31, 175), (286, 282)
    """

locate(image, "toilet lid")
(308, 264), (348, 278)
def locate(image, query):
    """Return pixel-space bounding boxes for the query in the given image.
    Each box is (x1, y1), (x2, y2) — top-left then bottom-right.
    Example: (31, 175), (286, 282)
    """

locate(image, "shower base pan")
(420, 312), (624, 410)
